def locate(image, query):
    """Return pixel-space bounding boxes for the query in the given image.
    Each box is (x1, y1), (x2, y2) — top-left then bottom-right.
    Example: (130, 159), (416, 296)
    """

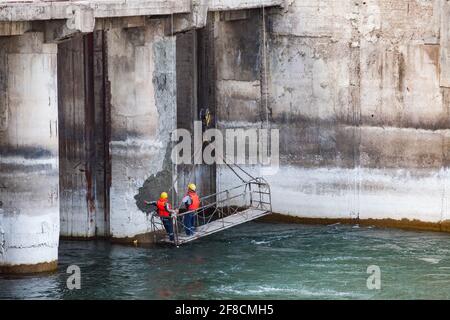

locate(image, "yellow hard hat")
(160, 192), (168, 199)
(188, 183), (196, 191)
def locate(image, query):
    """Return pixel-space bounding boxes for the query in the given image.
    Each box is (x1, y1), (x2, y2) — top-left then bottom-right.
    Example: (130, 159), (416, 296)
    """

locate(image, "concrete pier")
(107, 21), (176, 240)
(0, 33), (59, 273)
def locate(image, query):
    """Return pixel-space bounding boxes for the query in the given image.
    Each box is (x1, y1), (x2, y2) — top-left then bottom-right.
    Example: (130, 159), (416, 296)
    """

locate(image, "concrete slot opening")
(175, 21), (217, 205)
(57, 31), (111, 240)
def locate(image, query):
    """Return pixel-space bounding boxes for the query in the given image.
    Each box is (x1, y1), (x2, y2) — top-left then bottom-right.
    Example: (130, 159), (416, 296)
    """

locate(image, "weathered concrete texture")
(208, 0), (283, 11)
(219, 164), (450, 222)
(0, 1), (191, 22)
(0, 1), (284, 43)
(169, 0), (284, 34)
(135, 149), (173, 215)
(0, 0), (283, 23)
(0, 32), (59, 272)
(92, 30), (110, 238)
(215, 10), (262, 124)
(107, 20), (176, 239)
(440, 0), (450, 88)
(58, 34), (90, 238)
(0, 21), (33, 36)
(168, 0), (209, 34)
(216, 1), (450, 226)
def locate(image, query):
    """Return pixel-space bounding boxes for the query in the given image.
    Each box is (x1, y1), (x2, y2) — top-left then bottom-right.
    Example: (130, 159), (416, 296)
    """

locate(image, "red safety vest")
(156, 198), (171, 218)
(188, 192), (200, 211)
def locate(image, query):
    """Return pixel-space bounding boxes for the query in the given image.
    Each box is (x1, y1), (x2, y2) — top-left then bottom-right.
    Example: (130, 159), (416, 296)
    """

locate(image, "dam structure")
(1, 0), (450, 274)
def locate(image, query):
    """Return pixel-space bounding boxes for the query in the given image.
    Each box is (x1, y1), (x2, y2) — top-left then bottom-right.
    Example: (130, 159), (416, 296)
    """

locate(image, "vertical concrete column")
(0, 33), (59, 273)
(106, 20), (176, 241)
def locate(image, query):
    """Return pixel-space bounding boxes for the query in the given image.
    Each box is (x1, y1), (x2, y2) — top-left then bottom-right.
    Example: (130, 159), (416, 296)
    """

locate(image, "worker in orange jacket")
(145, 192), (176, 241)
(181, 183), (200, 236)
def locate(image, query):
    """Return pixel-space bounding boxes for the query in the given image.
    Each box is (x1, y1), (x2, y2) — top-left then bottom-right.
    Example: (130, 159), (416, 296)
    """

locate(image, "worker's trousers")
(184, 213), (196, 236)
(160, 217), (174, 241)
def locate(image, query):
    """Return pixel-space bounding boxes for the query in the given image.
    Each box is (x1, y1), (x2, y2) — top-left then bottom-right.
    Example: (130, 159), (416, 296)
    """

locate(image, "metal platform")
(160, 207), (270, 245)
(150, 177), (272, 246)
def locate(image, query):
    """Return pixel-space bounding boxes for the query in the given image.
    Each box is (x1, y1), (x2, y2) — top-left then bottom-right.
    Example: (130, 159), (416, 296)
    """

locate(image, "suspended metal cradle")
(150, 177), (272, 246)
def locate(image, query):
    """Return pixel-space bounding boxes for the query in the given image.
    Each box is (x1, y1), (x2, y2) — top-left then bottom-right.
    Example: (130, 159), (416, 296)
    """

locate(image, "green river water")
(1, 222), (450, 299)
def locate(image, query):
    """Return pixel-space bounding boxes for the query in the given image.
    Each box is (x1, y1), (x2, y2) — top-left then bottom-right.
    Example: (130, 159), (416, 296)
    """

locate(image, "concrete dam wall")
(217, 0), (450, 230)
(0, 0), (449, 273)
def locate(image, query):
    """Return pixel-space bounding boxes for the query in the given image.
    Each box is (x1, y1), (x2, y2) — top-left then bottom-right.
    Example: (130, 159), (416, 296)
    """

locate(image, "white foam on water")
(327, 223), (341, 227)
(251, 240), (271, 245)
(256, 246), (304, 254)
(418, 257), (442, 264)
(214, 284), (367, 299)
(314, 256), (373, 262)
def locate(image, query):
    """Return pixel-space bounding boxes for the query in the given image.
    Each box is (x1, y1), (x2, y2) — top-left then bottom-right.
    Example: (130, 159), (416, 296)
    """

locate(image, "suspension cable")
(168, 143), (203, 193)
(215, 151), (251, 183)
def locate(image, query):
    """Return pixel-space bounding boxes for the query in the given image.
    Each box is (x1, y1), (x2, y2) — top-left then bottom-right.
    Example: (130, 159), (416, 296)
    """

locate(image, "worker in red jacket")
(181, 183), (200, 236)
(145, 192), (175, 241)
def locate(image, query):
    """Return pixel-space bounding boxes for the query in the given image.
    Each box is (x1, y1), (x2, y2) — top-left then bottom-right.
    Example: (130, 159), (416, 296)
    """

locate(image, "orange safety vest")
(188, 192), (200, 211)
(156, 198), (171, 218)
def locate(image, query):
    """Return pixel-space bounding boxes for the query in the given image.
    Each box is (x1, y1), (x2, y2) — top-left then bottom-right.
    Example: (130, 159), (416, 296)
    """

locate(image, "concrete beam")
(167, 0), (283, 34)
(208, 0), (284, 11)
(95, 16), (147, 30)
(166, 0), (209, 35)
(44, 5), (95, 43)
(0, 0), (191, 22)
(90, 0), (190, 18)
(0, 21), (33, 36)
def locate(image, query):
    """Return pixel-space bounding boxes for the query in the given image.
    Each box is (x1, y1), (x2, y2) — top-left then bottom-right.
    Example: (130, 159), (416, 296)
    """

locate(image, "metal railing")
(150, 177), (272, 246)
